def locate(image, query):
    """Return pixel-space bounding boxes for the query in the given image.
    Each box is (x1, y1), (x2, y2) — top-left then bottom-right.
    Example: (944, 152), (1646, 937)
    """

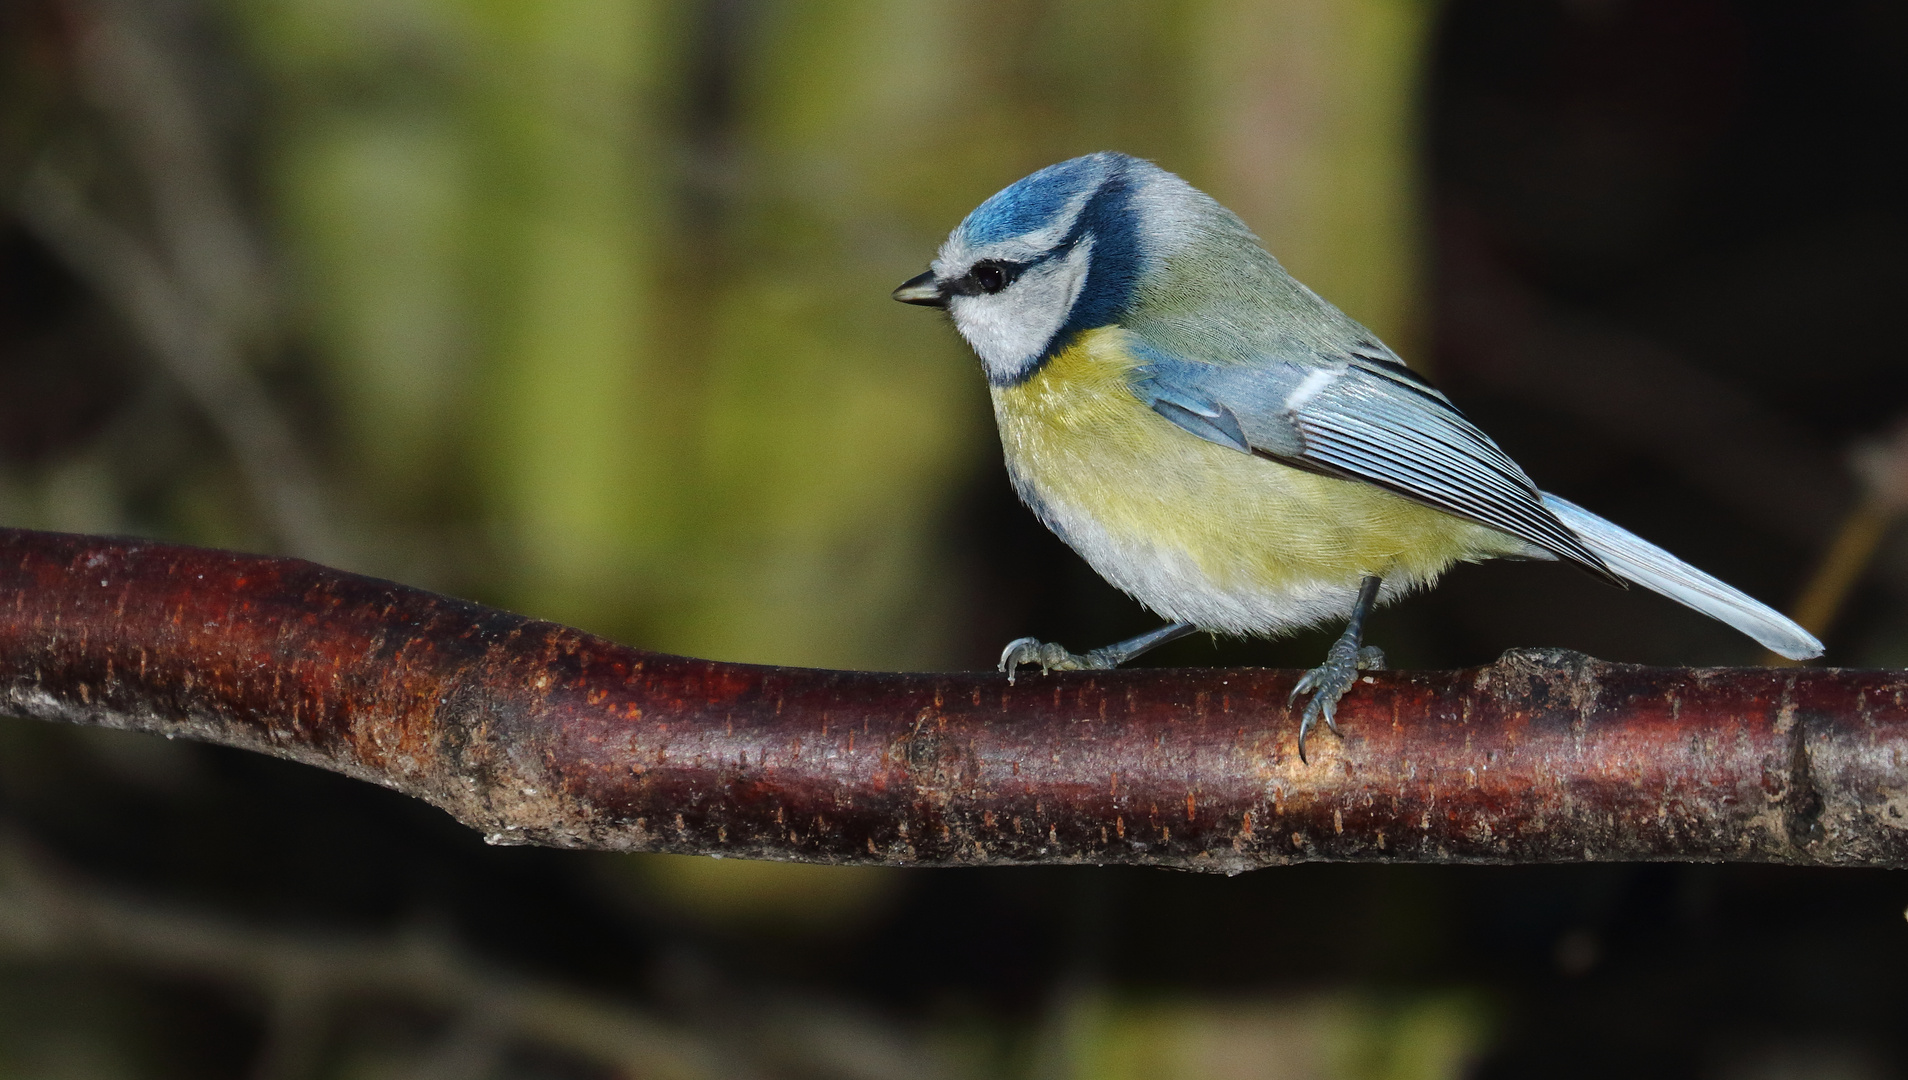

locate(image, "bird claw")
(1290, 642), (1386, 762)
(999, 637), (1110, 684)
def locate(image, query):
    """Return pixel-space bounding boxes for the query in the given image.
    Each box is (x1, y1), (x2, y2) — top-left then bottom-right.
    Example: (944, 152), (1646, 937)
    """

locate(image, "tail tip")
(1767, 630), (1824, 662)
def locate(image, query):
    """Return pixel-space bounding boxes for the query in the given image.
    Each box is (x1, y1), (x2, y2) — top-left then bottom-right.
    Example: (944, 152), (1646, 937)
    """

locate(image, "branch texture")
(3, 528), (1905, 871)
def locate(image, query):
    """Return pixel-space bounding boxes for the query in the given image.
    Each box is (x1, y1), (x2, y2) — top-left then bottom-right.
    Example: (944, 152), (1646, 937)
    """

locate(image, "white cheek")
(950, 240), (1093, 383)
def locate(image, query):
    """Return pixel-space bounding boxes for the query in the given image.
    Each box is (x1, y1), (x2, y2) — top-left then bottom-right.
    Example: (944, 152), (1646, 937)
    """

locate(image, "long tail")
(1540, 492), (1823, 661)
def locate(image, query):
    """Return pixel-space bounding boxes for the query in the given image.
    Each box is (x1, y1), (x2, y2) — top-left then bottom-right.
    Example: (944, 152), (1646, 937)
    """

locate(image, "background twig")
(13, 0), (346, 564)
(0, 834), (732, 1080)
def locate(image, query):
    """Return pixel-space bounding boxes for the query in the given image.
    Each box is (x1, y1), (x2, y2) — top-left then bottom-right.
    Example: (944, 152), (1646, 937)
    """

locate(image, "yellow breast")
(991, 327), (1523, 634)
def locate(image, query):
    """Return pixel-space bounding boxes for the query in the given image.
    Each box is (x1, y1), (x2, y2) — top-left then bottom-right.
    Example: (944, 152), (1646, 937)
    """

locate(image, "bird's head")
(894, 152), (1231, 386)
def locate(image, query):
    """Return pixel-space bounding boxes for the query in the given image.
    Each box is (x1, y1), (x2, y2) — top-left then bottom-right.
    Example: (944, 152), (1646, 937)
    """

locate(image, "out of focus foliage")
(1, 1), (1906, 1078)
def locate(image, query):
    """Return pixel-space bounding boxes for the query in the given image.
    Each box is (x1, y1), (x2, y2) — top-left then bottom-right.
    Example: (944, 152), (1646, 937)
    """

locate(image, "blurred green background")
(2, 1), (1906, 1077)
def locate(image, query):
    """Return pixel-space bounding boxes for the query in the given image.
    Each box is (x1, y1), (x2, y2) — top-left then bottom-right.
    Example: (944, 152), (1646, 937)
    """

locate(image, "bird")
(893, 151), (1822, 760)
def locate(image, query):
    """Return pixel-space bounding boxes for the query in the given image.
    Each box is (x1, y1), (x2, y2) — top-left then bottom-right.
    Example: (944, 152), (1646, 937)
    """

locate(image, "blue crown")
(959, 152), (1134, 246)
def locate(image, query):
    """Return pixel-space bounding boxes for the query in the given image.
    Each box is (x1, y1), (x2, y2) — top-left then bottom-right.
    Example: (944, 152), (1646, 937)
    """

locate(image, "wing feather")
(1129, 349), (1613, 577)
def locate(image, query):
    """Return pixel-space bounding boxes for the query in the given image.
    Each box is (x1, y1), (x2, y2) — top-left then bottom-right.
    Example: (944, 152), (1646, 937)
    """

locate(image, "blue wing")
(1128, 342), (1613, 577)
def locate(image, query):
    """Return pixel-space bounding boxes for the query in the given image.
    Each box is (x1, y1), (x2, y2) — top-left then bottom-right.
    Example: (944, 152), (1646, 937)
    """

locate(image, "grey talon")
(1000, 636), (1046, 684)
(995, 622), (1199, 686)
(1289, 575), (1384, 763)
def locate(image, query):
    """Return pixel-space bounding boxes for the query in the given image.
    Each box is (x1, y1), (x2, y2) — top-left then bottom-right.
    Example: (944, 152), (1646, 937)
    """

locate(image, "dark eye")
(972, 262), (1008, 294)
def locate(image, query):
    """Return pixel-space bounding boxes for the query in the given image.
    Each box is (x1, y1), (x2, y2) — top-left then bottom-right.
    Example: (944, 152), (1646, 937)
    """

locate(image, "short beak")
(892, 270), (945, 307)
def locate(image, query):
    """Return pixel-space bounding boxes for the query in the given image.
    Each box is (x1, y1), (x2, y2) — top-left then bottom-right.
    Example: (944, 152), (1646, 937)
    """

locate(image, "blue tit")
(894, 151), (1821, 760)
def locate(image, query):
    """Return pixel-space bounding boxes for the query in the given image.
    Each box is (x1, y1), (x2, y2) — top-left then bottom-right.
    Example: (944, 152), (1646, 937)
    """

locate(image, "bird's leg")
(999, 621), (1198, 684)
(1289, 575), (1387, 763)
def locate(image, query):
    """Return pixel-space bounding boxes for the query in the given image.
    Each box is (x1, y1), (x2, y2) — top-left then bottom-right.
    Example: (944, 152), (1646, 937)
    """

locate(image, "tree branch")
(3, 527), (1905, 870)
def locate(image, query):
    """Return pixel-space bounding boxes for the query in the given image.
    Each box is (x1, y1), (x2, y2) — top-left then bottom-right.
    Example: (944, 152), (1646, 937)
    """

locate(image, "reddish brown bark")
(2, 528), (1904, 870)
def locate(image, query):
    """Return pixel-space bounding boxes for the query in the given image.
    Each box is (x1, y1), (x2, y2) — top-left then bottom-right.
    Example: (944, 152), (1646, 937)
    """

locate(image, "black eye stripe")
(948, 259), (1027, 297)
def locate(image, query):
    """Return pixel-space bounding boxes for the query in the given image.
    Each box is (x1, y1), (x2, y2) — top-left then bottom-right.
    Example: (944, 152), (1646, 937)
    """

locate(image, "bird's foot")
(998, 637), (1116, 684)
(1289, 640), (1386, 762)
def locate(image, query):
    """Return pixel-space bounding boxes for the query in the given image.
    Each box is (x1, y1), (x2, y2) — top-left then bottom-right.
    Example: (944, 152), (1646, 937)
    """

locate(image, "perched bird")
(894, 151), (1821, 759)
